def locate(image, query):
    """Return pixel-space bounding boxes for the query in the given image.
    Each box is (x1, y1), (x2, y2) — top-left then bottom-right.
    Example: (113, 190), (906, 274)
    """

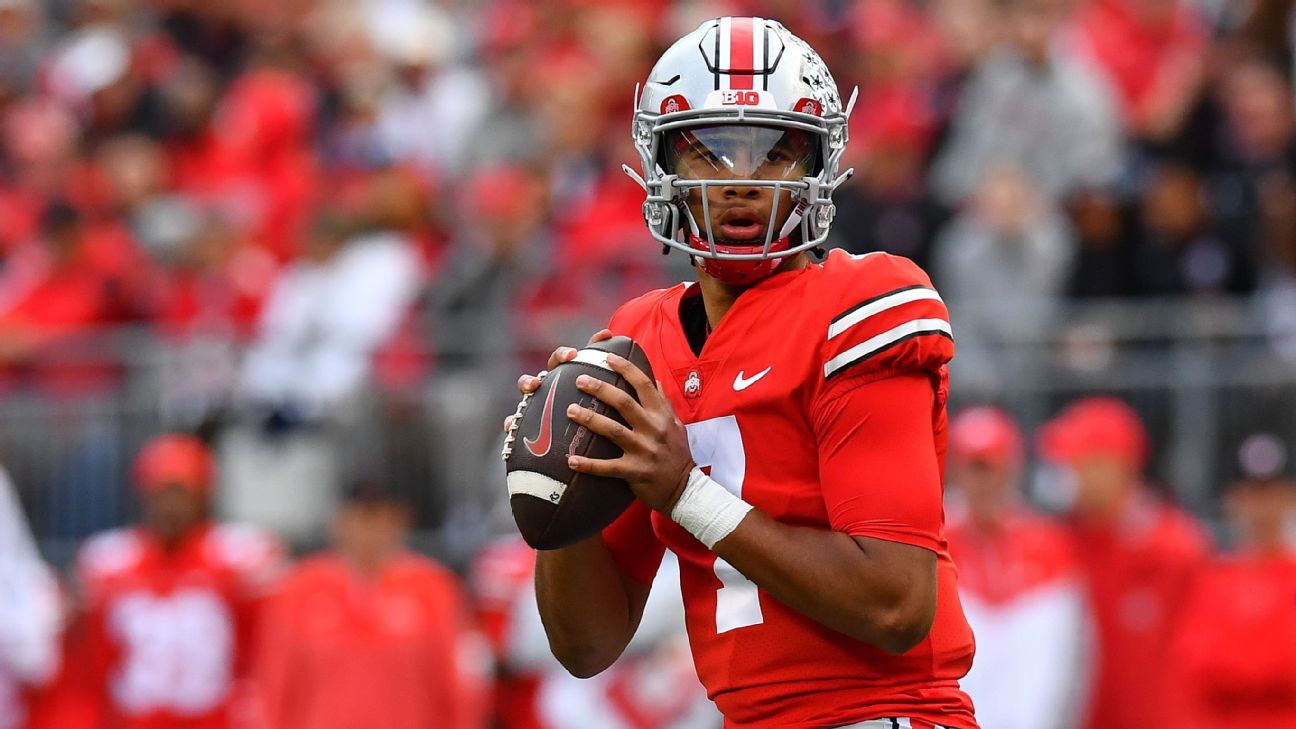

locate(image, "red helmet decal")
(661, 95), (690, 114)
(794, 98), (823, 116)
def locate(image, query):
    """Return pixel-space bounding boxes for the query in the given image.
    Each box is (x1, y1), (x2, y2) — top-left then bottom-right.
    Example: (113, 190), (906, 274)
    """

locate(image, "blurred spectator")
(366, 2), (490, 176)
(1072, 0), (1209, 141)
(1038, 396), (1211, 729)
(256, 476), (490, 729)
(1064, 189), (1136, 298)
(833, 113), (945, 267)
(1200, 53), (1295, 282)
(69, 434), (284, 729)
(469, 537), (719, 729)
(0, 464), (61, 729)
(931, 0), (1125, 206)
(0, 201), (145, 395)
(239, 211), (421, 422)
(1132, 161), (1255, 295)
(932, 165), (1074, 388)
(1167, 433), (1296, 727)
(945, 407), (1089, 729)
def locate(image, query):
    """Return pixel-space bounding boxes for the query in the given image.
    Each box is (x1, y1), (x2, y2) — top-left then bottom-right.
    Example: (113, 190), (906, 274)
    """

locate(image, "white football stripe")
(827, 288), (944, 341)
(507, 471), (567, 503)
(823, 318), (952, 378)
(718, 17), (732, 90)
(572, 348), (615, 371)
(751, 17), (765, 74)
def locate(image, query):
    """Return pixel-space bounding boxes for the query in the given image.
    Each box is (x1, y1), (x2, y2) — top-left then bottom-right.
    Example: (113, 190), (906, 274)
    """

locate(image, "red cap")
(1038, 396), (1148, 468)
(949, 406), (1023, 467)
(132, 435), (214, 495)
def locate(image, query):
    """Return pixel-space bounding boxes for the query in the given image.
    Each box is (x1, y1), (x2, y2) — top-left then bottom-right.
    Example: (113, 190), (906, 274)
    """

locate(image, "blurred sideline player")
(255, 477), (489, 729)
(0, 464), (62, 729)
(944, 407), (1088, 729)
(69, 435), (285, 729)
(470, 537), (719, 729)
(510, 18), (978, 728)
(1167, 433), (1296, 727)
(1037, 397), (1209, 729)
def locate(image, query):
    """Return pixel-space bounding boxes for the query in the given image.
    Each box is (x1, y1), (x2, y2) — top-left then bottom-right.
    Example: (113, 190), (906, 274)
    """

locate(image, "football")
(503, 336), (653, 550)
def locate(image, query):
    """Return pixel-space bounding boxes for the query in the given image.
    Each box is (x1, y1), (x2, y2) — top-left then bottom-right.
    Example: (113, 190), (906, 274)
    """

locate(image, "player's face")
(664, 125), (816, 245)
(1225, 479), (1296, 547)
(334, 502), (409, 569)
(142, 483), (205, 542)
(1068, 455), (1134, 516)
(954, 459), (1017, 519)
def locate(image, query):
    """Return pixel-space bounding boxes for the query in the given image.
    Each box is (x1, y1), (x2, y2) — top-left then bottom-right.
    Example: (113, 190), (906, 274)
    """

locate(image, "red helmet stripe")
(729, 17), (755, 89)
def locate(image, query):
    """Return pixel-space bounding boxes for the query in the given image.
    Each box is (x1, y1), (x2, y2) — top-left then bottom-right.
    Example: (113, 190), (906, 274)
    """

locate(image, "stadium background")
(1, 0), (1295, 726)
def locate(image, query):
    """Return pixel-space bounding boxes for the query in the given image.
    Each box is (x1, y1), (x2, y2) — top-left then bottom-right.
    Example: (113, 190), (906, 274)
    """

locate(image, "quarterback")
(511, 18), (977, 729)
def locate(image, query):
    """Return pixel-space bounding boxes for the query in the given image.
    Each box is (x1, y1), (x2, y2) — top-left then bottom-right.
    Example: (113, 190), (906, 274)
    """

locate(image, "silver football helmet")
(625, 17), (856, 285)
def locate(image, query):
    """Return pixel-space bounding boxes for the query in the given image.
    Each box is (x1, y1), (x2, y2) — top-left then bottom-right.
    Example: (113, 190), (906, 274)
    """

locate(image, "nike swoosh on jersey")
(524, 371), (561, 457)
(732, 367), (772, 391)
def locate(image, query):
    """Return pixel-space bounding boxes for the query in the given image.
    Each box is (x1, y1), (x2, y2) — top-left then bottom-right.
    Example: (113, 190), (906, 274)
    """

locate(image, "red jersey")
(73, 523), (284, 729)
(1067, 495), (1209, 729)
(255, 553), (489, 729)
(1167, 551), (1296, 727)
(601, 250), (976, 728)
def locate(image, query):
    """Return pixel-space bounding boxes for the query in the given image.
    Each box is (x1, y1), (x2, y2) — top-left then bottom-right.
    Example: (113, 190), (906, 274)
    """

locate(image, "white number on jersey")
(685, 416), (763, 633)
(108, 589), (234, 715)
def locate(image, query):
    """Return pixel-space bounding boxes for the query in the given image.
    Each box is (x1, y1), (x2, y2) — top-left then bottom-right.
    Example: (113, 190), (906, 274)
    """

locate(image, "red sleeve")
(812, 372), (943, 553)
(600, 501), (666, 587)
(252, 582), (300, 729)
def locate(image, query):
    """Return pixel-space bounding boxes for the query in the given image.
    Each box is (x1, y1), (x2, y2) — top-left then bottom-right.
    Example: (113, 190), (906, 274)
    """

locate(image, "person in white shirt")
(944, 407), (1091, 729)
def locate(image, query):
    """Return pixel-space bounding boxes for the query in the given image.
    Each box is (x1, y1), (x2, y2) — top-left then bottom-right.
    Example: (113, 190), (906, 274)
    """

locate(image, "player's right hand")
(504, 329), (613, 434)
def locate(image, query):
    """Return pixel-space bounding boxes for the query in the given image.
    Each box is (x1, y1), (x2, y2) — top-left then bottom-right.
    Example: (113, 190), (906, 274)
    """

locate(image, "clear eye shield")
(657, 124), (820, 256)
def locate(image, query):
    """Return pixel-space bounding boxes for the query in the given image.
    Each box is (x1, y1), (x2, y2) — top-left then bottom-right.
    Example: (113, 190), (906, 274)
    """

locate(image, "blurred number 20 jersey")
(602, 250), (977, 729)
(74, 523), (283, 729)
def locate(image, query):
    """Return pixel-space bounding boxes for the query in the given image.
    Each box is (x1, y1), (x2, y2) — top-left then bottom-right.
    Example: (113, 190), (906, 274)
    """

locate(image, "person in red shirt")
(1037, 396), (1210, 729)
(70, 434), (285, 729)
(944, 407), (1089, 729)
(1167, 433), (1296, 727)
(255, 477), (489, 729)
(507, 18), (977, 729)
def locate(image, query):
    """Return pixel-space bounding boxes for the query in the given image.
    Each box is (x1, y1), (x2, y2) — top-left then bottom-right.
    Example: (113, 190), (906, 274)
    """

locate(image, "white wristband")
(670, 467), (753, 549)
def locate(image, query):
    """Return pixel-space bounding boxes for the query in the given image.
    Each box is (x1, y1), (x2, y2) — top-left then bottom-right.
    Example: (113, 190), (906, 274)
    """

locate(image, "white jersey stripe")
(823, 318), (952, 378)
(718, 17), (732, 90)
(828, 287), (944, 341)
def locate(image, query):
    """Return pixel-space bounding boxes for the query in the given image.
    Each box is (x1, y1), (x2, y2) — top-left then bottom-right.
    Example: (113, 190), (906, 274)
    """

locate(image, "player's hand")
(503, 329), (613, 434)
(565, 353), (695, 515)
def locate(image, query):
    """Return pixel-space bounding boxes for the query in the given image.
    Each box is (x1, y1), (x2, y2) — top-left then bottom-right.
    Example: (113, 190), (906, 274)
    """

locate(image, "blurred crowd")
(2, 0), (1296, 728)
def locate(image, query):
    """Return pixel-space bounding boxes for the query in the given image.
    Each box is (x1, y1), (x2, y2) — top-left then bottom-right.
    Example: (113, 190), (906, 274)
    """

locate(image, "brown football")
(502, 336), (652, 550)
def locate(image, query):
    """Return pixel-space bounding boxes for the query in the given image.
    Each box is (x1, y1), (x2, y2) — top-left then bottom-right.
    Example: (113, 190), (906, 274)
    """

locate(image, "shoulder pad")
(205, 523), (286, 587)
(77, 528), (144, 583)
(608, 283), (686, 333)
(816, 251), (953, 384)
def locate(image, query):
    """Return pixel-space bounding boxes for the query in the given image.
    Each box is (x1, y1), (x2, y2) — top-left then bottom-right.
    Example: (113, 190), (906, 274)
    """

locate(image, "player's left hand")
(566, 353), (695, 514)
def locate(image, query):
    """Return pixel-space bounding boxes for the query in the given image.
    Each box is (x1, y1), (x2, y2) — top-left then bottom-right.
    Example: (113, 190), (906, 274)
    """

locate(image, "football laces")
(501, 370), (548, 461)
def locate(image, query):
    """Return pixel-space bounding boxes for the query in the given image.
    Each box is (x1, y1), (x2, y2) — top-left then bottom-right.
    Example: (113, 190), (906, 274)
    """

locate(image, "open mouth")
(717, 208), (766, 243)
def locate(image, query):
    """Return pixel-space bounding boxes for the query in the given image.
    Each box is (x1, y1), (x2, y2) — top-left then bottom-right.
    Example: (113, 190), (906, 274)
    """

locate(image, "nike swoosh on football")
(733, 367), (772, 391)
(524, 370), (561, 457)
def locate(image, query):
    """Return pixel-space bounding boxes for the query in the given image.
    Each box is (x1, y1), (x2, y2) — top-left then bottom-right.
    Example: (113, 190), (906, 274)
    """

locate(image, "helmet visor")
(663, 125), (818, 182)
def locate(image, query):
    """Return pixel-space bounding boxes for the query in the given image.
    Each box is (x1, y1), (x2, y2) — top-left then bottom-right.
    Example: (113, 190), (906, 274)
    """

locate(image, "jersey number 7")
(685, 416), (764, 633)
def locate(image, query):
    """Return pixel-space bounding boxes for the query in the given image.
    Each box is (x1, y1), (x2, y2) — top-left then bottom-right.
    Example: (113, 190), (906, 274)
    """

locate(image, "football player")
(70, 435), (284, 729)
(508, 18), (977, 728)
